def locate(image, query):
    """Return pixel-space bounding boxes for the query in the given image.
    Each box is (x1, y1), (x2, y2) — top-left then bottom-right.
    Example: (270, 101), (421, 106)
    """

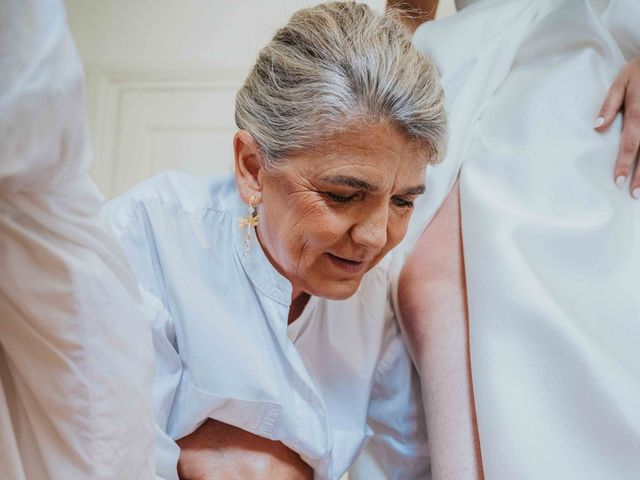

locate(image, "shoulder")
(101, 172), (240, 298)
(103, 171), (237, 238)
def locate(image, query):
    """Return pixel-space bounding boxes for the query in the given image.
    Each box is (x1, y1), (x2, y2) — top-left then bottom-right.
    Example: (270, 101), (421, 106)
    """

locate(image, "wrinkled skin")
(234, 122), (428, 303)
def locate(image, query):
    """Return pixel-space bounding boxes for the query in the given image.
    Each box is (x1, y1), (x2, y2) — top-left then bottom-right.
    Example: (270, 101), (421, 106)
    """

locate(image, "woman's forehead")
(287, 122), (428, 165)
(276, 127), (428, 192)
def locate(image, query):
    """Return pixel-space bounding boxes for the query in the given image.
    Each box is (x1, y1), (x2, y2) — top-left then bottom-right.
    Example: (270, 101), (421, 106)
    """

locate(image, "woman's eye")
(392, 198), (415, 209)
(326, 192), (356, 203)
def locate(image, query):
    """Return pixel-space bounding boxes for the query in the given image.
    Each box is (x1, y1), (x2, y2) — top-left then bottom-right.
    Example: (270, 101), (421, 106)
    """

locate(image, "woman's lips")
(325, 253), (367, 274)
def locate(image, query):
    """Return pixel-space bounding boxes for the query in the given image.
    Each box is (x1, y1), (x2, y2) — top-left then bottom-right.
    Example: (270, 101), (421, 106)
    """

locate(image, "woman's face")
(251, 122), (427, 301)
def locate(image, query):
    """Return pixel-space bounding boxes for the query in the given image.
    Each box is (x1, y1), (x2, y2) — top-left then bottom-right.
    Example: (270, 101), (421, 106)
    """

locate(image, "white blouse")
(104, 172), (428, 480)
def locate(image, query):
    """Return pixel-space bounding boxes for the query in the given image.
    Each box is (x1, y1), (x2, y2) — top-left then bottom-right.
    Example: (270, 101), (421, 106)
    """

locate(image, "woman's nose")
(351, 207), (388, 250)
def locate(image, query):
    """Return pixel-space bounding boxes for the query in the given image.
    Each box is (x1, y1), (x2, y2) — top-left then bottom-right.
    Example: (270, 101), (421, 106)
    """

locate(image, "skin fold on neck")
(288, 292), (310, 325)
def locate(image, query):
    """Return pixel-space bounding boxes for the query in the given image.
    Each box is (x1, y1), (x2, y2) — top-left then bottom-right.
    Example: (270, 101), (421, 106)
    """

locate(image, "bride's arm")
(386, 1), (439, 34)
(398, 180), (483, 480)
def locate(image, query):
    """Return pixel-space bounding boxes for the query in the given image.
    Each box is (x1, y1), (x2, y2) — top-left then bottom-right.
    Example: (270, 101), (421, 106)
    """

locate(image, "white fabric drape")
(410, 0), (640, 478)
(0, 1), (156, 478)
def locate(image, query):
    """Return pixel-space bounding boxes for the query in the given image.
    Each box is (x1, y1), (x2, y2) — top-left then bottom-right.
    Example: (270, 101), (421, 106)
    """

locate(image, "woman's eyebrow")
(319, 175), (378, 192)
(397, 184), (426, 196)
(320, 175), (426, 196)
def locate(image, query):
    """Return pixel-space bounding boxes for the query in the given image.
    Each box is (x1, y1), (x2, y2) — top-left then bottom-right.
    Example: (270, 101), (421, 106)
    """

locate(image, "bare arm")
(176, 419), (313, 480)
(398, 181), (483, 480)
(386, 0), (439, 34)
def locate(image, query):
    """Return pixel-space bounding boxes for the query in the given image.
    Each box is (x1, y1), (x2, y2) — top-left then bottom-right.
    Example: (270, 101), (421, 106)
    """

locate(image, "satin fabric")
(410, 0), (640, 478)
(104, 172), (428, 480)
(0, 1), (156, 478)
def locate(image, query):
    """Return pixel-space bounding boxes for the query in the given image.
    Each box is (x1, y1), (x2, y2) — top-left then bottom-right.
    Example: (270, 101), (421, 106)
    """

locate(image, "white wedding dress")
(406, 0), (640, 478)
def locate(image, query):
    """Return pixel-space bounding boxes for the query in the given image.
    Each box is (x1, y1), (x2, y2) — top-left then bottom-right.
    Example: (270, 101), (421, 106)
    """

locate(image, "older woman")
(104, 3), (446, 479)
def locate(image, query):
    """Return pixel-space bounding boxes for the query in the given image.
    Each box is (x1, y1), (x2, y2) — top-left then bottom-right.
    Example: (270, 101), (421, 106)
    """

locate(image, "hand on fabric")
(594, 56), (640, 198)
(176, 419), (313, 480)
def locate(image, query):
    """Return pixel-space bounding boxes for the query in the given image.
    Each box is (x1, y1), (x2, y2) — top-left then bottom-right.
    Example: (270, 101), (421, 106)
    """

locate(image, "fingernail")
(594, 116), (605, 128)
(633, 188), (640, 199)
(616, 175), (626, 187)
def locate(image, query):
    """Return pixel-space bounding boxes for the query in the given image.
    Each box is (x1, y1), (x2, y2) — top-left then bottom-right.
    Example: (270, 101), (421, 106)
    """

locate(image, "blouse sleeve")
(138, 286), (183, 480)
(356, 329), (430, 480)
(103, 189), (186, 478)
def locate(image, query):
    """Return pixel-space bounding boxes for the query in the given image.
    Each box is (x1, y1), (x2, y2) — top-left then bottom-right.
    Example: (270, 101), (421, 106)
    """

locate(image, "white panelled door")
(86, 67), (246, 196)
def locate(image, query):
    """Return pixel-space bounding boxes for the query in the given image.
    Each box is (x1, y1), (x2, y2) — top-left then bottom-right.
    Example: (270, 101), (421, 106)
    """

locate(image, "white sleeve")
(0, 0), (93, 188)
(1, 1), (156, 479)
(139, 287), (183, 480)
(353, 332), (430, 480)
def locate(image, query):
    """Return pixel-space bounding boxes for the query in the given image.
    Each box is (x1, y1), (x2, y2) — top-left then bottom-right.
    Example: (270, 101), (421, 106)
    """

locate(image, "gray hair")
(235, 1), (447, 170)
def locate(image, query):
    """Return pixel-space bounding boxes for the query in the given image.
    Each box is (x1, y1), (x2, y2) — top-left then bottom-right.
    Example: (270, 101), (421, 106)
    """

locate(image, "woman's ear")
(234, 130), (264, 205)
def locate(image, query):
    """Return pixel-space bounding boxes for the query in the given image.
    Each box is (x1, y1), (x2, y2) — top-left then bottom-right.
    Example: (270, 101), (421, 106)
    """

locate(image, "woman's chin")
(308, 279), (362, 301)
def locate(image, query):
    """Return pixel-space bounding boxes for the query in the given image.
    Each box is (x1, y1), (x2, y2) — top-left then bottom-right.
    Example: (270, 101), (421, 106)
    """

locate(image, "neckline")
(287, 295), (319, 343)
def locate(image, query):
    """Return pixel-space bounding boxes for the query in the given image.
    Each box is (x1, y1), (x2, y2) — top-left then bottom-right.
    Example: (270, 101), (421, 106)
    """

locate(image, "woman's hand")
(177, 419), (313, 480)
(594, 56), (640, 198)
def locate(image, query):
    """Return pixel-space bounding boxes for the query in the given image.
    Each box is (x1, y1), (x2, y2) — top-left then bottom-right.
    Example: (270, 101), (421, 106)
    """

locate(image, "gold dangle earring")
(239, 194), (259, 256)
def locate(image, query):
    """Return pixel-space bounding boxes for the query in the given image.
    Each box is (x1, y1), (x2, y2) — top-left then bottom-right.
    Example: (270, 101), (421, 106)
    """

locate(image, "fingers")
(594, 76), (626, 131)
(618, 60), (640, 198)
(617, 91), (640, 198)
(596, 57), (640, 198)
